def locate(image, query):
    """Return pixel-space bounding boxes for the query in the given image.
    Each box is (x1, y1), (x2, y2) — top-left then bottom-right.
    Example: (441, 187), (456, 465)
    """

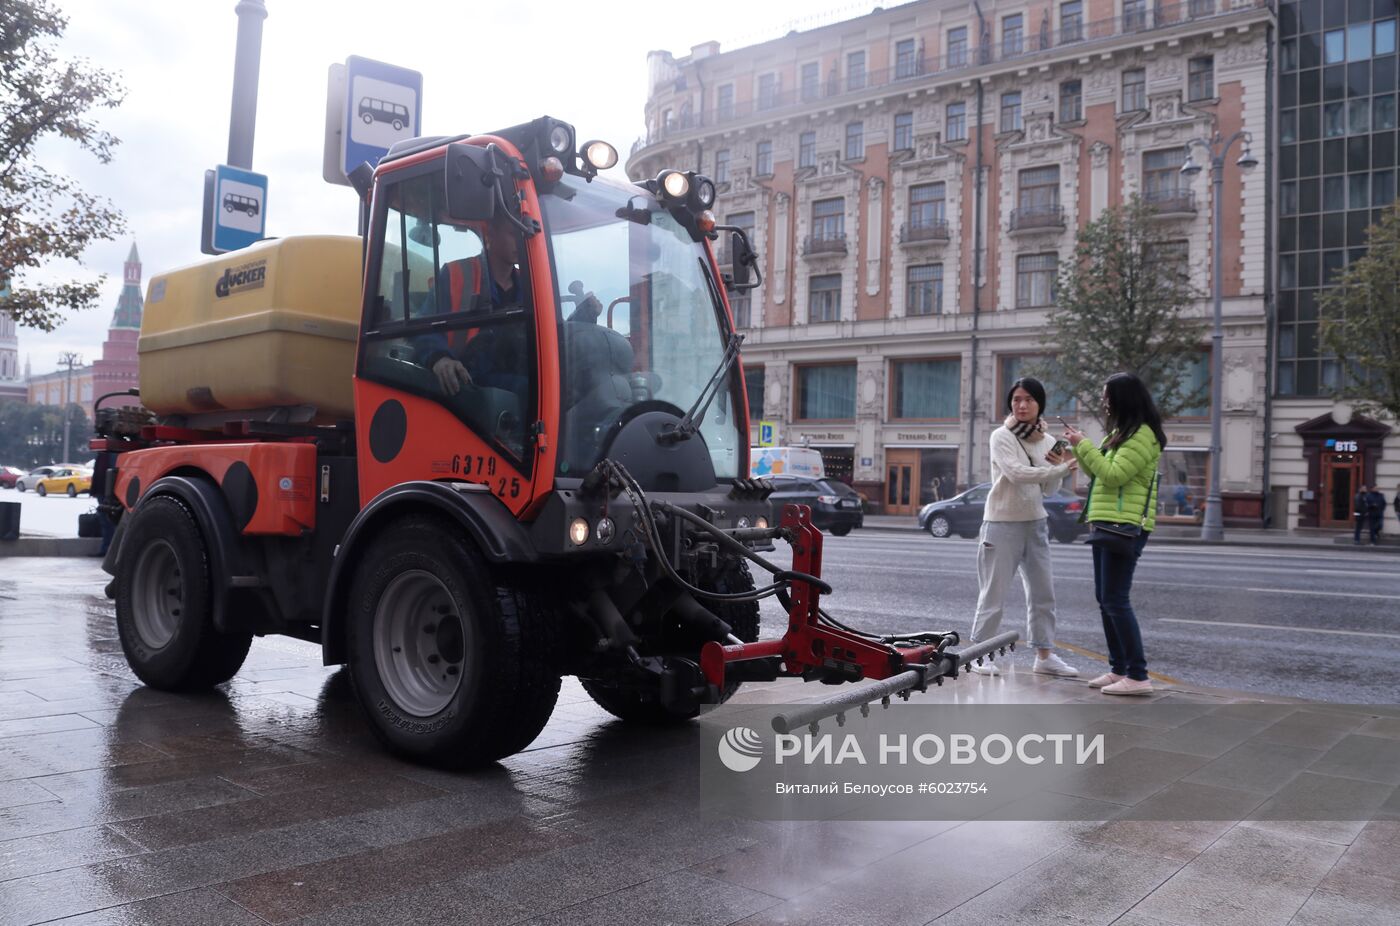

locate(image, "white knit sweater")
(985, 426), (1073, 522)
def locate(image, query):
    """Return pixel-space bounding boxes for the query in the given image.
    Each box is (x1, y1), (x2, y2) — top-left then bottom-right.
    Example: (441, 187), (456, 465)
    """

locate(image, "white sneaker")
(1033, 653), (1079, 677)
(969, 660), (1001, 676)
(1101, 677), (1154, 696)
(1087, 672), (1125, 689)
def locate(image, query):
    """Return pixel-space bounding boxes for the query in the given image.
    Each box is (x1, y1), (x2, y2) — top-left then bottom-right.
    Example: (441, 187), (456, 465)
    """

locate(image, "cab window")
(360, 166), (536, 465)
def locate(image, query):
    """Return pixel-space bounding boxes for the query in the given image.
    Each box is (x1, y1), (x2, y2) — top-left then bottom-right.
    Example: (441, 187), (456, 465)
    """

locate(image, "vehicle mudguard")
(319, 481), (538, 666)
(104, 475), (259, 635)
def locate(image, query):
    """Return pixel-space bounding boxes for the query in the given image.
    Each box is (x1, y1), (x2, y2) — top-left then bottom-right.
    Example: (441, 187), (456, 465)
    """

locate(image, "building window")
(1324, 101), (1345, 137)
(1188, 0), (1214, 15)
(1000, 91), (1022, 133)
(1016, 253), (1058, 307)
(1349, 22), (1373, 61)
(946, 101), (967, 141)
(1123, 0), (1147, 32)
(812, 197), (844, 240)
(801, 62), (821, 102)
(757, 73), (778, 110)
(892, 358), (960, 418)
(717, 84), (734, 121)
(847, 50), (867, 90)
(796, 363), (855, 419)
(1002, 13), (1024, 57)
(1324, 29), (1345, 64)
(1143, 147), (1188, 205)
(894, 112), (914, 151)
(715, 149), (729, 183)
(895, 38), (919, 78)
(1187, 56), (1214, 101)
(809, 274), (843, 323)
(1000, 355), (1076, 415)
(1349, 98), (1370, 134)
(909, 182), (947, 228)
(1060, 0), (1083, 42)
(947, 26), (968, 67)
(1059, 80), (1082, 122)
(1018, 165), (1060, 212)
(1122, 68), (1146, 112)
(1146, 239), (1190, 286)
(1375, 95), (1397, 130)
(1378, 19), (1398, 57)
(724, 211), (755, 275)
(744, 366), (764, 420)
(845, 121), (864, 159)
(756, 140), (773, 176)
(906, 264), (945, 316)
(799, 131), (816, 168)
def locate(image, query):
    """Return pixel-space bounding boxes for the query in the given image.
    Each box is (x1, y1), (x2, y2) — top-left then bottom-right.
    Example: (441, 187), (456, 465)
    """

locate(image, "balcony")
(1143, 188), (1197, 217)
(899, 220), (950, 244)
(1009, 204), (1065, 234)
(626, 0), (1265, 160)
(802, 233), (848, 257)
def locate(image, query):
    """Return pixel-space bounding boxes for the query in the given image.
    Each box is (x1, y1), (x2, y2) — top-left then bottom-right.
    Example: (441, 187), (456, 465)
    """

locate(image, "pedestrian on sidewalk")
(969, 377), (1080, 678)
(1366, 486), (1386, 544)
(1062, 372), (1164, 697)
(1354, 484), (1371, 545)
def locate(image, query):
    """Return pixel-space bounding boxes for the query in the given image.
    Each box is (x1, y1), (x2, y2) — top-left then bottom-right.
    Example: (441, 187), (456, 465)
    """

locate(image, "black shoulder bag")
(1084, 472), (1158, 556)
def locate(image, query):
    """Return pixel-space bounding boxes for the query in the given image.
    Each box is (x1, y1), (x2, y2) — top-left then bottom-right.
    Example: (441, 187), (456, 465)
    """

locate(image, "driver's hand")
(432, 357), (472, 395)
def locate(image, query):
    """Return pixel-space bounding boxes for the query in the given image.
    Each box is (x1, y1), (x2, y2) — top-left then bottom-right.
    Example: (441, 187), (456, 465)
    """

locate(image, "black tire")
(830, 525), (852, 537)
(115, 496), (252, 690)
(582, 558), (761, 724)
(66, 484), (77, 497)
(346, 514), (561, 767)
(15, 483), (23, 492)
(36, 484), (46, 497)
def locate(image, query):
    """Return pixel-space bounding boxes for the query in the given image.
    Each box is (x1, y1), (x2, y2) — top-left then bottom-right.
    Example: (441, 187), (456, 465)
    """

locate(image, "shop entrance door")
(885, 449), (918, 516)
(1321, 452), (1363, 529)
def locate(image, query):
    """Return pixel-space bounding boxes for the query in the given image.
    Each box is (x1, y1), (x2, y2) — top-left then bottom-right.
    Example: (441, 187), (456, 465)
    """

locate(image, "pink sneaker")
(1101, 678), (1154, 696)
(1087, 673), (1124, 689)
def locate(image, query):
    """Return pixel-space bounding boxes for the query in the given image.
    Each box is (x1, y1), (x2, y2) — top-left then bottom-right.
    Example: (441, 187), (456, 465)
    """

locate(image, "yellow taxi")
(35, 468), (92, 497)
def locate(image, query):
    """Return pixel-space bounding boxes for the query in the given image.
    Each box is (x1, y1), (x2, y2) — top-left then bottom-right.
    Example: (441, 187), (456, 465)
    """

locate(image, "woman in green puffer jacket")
(1062, 372), (1166, 697)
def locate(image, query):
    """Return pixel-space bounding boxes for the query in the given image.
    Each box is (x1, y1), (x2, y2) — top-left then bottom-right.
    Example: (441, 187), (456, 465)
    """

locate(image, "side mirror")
(731, 231), (752, 287)
(443, 143), (499, 221)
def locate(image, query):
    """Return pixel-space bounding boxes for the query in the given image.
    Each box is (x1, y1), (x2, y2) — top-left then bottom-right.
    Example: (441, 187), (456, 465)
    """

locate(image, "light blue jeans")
(970, 519), (1057, 649)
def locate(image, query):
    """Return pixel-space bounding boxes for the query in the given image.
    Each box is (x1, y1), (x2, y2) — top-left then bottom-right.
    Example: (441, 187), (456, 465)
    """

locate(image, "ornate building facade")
(629, 0), (1274, 524)
(90, 242), (144, 413)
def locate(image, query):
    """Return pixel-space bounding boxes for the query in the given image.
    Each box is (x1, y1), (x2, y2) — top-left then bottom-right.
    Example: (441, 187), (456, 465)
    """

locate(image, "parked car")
(15, 466), (59, 493)
(35, 468), (92, 497)
(766, 474), (865, 536)
(0, 466), (26, 489)
(918, 483), (1088, 543)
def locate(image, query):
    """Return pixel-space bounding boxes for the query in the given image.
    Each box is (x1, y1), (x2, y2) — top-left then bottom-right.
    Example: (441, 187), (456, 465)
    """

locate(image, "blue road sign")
(211, 164), (268, 253)
(343, 55), (422, 177)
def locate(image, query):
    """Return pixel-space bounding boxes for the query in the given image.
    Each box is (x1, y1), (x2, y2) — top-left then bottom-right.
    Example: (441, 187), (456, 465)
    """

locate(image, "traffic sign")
(201, 164), (268, 255)
(758, 420), (777, 447)
(342, 55), (422, 179)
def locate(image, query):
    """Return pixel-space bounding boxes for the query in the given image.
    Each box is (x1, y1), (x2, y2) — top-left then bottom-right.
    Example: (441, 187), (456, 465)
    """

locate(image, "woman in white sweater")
(969, 377), (1080, 677)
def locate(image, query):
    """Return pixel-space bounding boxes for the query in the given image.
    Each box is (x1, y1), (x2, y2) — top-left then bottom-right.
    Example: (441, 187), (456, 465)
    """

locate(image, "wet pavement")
(1, 559), (1397, 925)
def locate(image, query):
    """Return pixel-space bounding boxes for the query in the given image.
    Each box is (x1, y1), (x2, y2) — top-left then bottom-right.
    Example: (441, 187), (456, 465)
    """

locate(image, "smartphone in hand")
(1050, 438), (1070, 455)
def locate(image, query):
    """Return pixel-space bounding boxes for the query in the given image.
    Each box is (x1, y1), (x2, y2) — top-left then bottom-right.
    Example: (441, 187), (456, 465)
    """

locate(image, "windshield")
(541, 174), (743, 479)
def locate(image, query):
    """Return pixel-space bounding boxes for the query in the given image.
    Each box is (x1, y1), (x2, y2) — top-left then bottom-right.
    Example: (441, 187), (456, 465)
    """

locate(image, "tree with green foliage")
(1036, 196), (1208, 423)
(1318, 203), (1400, 422)
(0, 0), (126, 331)
(0, 399), (90, 467)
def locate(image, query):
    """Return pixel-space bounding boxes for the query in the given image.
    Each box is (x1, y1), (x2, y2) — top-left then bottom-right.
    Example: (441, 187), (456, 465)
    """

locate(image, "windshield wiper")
(659, 331), (744, 445)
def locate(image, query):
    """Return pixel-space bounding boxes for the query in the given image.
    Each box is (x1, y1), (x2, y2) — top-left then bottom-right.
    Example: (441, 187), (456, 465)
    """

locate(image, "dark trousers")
(1355, 513), (1366, 543)
(1092, 531), (1150, 681)
(1368, 514), (1382, 544)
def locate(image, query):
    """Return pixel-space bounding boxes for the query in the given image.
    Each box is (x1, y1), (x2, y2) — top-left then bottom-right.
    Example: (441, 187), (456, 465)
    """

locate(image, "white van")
(750, 446), (825, 479)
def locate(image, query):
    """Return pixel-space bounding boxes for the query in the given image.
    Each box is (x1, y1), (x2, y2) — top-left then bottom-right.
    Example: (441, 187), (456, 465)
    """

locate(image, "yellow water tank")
(139, 236), (363, 423)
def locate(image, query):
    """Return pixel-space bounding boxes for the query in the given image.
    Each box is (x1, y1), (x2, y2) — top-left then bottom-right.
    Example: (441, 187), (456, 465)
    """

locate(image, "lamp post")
(1180, 131), (1257, 542)
(58, 351), (83, 465)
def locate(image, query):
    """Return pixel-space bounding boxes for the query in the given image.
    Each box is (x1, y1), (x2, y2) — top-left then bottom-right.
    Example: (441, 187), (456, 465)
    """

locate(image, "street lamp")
(1180, 131), (1256, 542)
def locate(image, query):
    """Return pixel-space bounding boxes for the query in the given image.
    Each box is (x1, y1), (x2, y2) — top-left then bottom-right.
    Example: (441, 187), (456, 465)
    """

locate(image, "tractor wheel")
(115, 496), (252, 690)
(582, 558), (760, 724)
(347, 514), (561, 767)
(36, 484), (46, 497)
(66, 484), (77, 497)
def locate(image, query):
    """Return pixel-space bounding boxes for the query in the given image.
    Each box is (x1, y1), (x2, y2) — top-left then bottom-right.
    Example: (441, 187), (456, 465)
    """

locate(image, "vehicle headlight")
(755, 516), (769, 529)
(568, 518), (590, 546)
(736, 516), (751, 529)
(660, 169), (690, 198)
(595, 517), (616, 543)
(549, 123), (574, 155)
(581, 139), (618, 170)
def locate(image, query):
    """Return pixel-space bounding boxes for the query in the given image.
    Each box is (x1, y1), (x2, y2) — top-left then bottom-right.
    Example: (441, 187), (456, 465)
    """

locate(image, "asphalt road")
(751, 528), (1400, 704)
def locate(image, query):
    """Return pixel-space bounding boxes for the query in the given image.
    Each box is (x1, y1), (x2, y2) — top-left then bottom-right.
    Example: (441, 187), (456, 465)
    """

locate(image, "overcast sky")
(20, 0), (908, 376)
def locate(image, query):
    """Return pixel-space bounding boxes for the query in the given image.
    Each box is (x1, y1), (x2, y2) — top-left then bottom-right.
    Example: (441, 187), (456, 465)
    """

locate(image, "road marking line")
(1055, 641), (1181, 684)
(1161, 618), (1400, 641)
(1245, 587), (1400, 601)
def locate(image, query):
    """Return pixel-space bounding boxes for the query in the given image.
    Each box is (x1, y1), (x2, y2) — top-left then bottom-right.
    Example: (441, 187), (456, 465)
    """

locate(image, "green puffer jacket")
(1073, 425), (1162, 532)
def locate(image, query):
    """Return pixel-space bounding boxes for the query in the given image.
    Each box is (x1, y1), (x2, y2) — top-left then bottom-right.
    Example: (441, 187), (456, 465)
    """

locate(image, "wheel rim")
(372, 570), (470, 717)
(132, 539), (183, 649)
(930, 517), (950, 538)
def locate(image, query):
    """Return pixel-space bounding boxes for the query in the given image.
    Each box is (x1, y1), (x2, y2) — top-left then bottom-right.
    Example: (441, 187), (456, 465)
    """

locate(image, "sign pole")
(227, 0), (268, 170)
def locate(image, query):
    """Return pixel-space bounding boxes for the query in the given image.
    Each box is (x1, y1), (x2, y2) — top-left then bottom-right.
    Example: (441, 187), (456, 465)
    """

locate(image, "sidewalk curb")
(0, 537), (102, 557)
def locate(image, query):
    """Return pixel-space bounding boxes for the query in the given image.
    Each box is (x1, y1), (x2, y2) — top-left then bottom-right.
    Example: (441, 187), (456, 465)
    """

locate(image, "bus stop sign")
(342, 55), (422, 179)
(202, 163), (268, 254)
